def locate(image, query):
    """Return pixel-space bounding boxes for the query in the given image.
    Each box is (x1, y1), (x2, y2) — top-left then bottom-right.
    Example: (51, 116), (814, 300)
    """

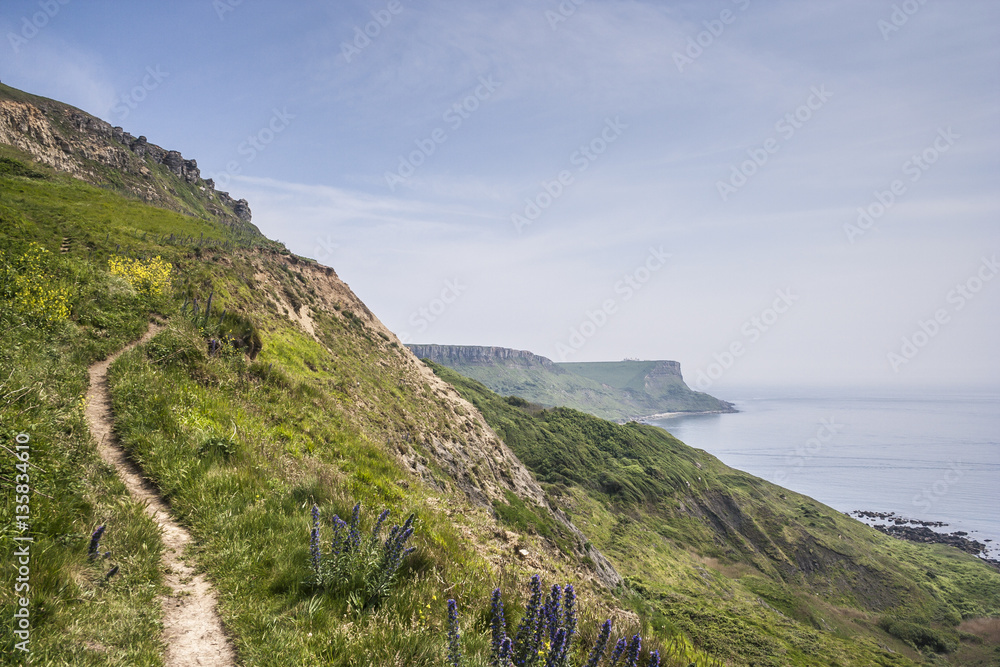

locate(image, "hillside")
(1, 83), (998, 666)
(0, 82), (259, 238)
(429, 364), (1000, 666)
(408, 344), (735, 421)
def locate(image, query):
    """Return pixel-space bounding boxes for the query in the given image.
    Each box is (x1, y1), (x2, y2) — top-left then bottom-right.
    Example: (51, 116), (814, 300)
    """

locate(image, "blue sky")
(3, 0), (999, 390)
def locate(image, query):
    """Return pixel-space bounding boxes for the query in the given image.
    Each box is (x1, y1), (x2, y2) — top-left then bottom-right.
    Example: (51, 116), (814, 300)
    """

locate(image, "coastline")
(635, 408), (738, 422)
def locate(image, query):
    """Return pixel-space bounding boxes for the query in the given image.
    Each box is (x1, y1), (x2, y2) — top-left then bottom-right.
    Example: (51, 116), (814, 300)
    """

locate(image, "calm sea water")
(649, 387), (1000, 559)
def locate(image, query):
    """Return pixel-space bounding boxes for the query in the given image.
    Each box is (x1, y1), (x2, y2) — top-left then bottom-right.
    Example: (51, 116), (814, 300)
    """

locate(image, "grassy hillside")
(408, 346), (733, 421)
(429, 363), (1000, 666)
(0, 82), (261, 235)
(0, 146), (722, 666)
(1, 92), (997, 665)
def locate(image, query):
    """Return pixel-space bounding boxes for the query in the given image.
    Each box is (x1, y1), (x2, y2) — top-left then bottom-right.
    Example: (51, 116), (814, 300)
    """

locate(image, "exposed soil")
(85, 321), (236, 666)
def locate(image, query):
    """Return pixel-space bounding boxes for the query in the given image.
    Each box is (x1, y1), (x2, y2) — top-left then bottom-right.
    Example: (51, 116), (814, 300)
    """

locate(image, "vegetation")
(429, 363), (1000, 666)
(410, 351), (732, 421)
(0, 107), (997, 666)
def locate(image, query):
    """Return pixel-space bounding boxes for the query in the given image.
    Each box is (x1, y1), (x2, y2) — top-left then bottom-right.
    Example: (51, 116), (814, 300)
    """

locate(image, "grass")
(428, 363), (1000, 666)
(1, 131), (998, 666)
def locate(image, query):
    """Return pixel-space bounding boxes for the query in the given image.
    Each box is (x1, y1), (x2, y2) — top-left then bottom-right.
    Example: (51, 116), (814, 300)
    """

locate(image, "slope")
(0, 140), (676, 665)
(429, 363), (1000, 666)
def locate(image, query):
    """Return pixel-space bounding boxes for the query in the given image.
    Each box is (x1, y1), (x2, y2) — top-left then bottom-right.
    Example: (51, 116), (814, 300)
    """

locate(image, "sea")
(648, 386), (1000, 560)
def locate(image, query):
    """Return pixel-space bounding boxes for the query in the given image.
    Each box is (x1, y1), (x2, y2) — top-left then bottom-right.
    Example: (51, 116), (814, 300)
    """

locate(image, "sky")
(2, 0), (999, 391)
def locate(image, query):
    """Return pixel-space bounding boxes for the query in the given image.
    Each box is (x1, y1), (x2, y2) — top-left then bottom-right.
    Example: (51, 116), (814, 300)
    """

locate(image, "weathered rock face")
(0, 84), (252, 228)
(408, 344), (555, 368)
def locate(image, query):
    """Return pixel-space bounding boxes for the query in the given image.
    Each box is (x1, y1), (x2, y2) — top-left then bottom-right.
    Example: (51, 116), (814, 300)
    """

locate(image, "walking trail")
(85, 322), (236, 666)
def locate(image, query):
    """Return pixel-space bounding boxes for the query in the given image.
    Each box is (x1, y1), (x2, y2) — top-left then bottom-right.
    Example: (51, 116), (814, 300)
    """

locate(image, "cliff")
(407, 344), (735, 420)
(0, 82), (255, 231)
(407, 344), (555, 368)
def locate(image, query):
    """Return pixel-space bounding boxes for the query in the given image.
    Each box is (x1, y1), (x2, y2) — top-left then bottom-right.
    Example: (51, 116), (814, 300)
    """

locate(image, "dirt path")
(85, 322), (237, 666)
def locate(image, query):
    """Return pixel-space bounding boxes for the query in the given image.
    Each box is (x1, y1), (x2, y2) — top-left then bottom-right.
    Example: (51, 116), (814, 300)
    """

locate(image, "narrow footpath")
(85, 322), (236, 666)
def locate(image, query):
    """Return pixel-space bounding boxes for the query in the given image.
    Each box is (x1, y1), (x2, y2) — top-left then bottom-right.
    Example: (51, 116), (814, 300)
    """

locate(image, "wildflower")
(584, 619), (612, 667)
(88, 525), (106, 561)
(561, 584), (577, 661)
(331, 514), (347, 556)
(447, 599), (462, 667)
(513, 575), (543, 666)
(107, 255), (171, 297)
(608, 637), (627, 667)
(545, 628), (566, 667)
(348, 502), (361, 552)
(624, 634), (641, 667)
(490, 588), (506, 666)
(370, 508), (390, 545)
(499, 637), (513, 667)
(646, 650), (660, 667)
(544, 584), (562, 645)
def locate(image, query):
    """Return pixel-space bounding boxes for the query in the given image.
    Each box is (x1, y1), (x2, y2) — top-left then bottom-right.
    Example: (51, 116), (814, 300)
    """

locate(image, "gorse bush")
(309, 501), (416, 611)
(0, 241), (71, 324)
(108, 254), (172, 298)
(447, 576), (662, 667)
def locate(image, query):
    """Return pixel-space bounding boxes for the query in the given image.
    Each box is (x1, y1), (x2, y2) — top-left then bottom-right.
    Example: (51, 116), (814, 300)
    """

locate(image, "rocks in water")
(852, 510), (999, 568)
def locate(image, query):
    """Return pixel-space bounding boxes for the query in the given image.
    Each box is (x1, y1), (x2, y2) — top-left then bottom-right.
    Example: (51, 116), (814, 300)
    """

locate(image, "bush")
(308, 501), (416, 611)
(0, 241), (71, 324)
(878, 616), (957, 653)
(107, 255), (172, 298)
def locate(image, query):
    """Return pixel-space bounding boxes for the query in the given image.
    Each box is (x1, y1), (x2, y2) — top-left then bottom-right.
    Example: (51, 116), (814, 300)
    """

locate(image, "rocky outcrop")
(0, 83), (252, 228)
(408, 344), (556, 368)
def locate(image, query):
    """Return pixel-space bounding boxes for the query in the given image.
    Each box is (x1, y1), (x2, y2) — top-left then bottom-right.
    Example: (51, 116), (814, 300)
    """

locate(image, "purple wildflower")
(608, 637), (627, 667)
(447, 599), (462, 667)
(88, 525), (106, 561)
(624, 634), (641, 667)
(584, 619), (612, 667)
(545, 628), (566, 667)
(490, 588), (506, 666)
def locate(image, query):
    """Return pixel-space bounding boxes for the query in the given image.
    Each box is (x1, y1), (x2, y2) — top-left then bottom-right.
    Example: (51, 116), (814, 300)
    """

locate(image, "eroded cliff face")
(253, 255), (621, 589)
(408, 344), (556, 368)
(0, 84), (252, 228)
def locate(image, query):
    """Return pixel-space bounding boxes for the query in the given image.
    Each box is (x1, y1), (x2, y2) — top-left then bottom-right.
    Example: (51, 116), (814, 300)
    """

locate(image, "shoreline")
(851, 510), (1000, 569)
(636, 408), (739, 422)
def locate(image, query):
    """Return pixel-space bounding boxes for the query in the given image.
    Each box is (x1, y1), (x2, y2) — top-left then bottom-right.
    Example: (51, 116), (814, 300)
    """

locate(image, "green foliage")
(309, 502), (417, 611)
(428, 362), (1000, 666)
(878, 616), (958, 653)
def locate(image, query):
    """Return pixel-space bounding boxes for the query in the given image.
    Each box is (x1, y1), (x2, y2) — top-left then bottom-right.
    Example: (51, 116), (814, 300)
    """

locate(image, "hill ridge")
(408, 343), (735, 420)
